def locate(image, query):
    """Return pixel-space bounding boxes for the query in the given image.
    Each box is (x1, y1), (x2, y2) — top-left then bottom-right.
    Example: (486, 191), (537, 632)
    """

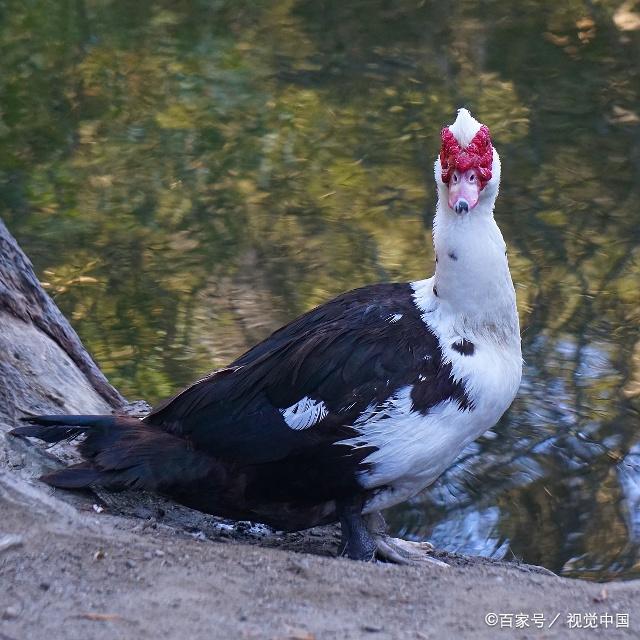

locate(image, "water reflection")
(1, 0), (639, 580)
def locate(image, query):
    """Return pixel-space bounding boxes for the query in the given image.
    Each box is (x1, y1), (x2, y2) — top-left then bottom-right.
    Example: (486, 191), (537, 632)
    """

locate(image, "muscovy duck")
(12, 109), (522, 563)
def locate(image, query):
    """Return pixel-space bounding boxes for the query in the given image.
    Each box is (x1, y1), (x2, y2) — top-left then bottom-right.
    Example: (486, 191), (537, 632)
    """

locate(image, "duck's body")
(13, 109), (522, 562)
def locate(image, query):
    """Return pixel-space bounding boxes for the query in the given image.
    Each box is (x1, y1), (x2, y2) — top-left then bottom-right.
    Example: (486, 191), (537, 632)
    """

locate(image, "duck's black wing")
(145, 282), (467, 469)
(14, 282), (470, 519)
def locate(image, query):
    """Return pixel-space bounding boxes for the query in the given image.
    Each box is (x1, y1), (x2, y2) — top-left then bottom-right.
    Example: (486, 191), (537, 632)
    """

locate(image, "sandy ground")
(2, 474), (640, 640)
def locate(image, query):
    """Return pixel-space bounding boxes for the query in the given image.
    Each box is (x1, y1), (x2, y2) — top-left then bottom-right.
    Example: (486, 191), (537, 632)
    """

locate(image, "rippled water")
(2, 0), (640, 580)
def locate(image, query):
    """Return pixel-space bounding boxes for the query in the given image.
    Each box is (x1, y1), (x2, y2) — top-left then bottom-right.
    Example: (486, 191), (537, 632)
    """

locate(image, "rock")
(6, 450), (25, 469)
(3, 605), (19, 620)
(0, 534), (23, 554)
(133, 506), (154, 520)
(288, 559), (310, 577)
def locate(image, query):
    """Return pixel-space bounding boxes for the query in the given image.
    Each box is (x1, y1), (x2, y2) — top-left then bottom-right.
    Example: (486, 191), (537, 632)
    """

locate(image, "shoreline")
(2, 475), (639, 640)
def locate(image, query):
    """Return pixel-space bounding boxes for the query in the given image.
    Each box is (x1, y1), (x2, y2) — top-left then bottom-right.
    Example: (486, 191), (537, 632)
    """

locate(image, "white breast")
(352, 279), (522, 514)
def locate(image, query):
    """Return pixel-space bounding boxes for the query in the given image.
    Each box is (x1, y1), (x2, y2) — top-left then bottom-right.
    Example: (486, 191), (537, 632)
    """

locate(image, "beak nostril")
(454, 199), (469, 214)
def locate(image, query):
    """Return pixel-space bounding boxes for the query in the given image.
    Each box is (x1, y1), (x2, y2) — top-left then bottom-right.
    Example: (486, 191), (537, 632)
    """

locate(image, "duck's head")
(435, 108), (501, 216)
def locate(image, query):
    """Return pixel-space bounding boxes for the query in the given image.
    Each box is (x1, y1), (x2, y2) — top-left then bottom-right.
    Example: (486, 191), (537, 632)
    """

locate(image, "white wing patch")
(280, 396), (329, 431)
(388, 313), (403, 323)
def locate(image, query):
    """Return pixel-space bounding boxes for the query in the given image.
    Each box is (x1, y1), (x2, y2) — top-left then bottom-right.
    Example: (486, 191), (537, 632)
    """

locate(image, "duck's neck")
(429, 203), (520, 346)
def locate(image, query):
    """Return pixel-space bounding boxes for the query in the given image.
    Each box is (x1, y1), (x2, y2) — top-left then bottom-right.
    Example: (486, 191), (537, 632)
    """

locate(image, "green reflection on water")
(2, 0), (639, 580)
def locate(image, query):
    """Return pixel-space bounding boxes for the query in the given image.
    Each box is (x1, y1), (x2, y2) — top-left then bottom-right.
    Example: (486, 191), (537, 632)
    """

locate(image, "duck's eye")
(452, 174), (458, 183)
(469, 173), (475, 182)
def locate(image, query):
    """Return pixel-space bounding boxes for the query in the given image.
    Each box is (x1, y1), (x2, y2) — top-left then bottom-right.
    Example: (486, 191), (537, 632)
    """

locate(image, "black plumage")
(12, 283), (471, 537)
(451, 339), (475, 356)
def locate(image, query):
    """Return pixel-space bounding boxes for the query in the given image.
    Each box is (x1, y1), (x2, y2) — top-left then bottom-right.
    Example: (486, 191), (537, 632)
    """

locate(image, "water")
(2, 0), (639, 580)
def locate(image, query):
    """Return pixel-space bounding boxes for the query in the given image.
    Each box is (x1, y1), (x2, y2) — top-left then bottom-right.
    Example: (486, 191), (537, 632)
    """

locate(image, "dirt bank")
(1, 474), (639, 640)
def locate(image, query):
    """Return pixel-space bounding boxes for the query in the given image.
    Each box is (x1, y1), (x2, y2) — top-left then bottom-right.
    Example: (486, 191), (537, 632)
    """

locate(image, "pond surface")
(2, 0), (640, 580)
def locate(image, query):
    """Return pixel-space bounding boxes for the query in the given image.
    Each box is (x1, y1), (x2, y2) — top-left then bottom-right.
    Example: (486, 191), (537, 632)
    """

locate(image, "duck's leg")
(337, 497), (377, 561)
(365, 511), (448, 567)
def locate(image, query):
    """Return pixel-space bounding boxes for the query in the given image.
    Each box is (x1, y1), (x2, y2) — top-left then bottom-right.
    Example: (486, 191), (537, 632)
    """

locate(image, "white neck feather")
(413, 144), (520, 349)
(431, 200), (519, 345)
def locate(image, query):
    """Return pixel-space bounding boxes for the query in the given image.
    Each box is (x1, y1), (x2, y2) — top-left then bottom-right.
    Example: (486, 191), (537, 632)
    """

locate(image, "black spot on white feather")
(452, 339), (475, 356)
(410, 339), (474, 414)
(448, 251), (458, 261)
(411, 360), (474, 413)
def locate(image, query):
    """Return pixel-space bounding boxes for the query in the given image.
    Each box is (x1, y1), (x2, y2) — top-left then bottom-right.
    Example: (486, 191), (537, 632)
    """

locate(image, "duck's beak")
(448, 170), (480, 213)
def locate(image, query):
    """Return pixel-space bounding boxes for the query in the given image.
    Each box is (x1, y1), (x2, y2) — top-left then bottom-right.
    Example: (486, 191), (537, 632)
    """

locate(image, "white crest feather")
(447, 108), (483, 148)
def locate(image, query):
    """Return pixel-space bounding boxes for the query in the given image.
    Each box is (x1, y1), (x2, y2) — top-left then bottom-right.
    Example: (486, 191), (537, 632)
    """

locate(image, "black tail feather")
(10, 424), (84, 443)
(10, 413), (221, 492)
(40, 463), (103, 489)
(18, 413), (119, 427)
(10, 414), (121, 444)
